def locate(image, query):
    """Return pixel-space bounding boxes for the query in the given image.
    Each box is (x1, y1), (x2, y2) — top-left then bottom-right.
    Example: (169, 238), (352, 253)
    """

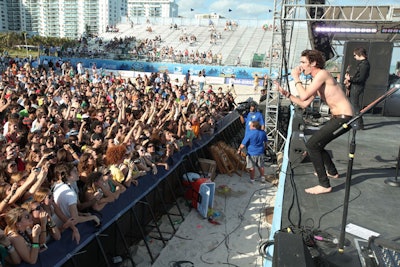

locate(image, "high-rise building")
(0, 0), (178, 39)
(0, 0), (9, 31)
(126, 0), (178, 19)
(7, 0), (23, 32)
(1, 0), (123, 38)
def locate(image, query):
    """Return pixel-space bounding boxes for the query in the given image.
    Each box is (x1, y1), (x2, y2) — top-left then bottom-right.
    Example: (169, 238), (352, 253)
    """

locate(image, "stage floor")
(281, 114), (400, 267)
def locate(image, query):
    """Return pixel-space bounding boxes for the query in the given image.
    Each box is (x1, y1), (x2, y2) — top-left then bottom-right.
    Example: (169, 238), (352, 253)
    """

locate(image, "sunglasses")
(32, 205), (42, 211)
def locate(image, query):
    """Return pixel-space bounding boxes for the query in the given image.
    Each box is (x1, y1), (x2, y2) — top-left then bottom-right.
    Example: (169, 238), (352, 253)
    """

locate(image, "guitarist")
(344, 47), (370, 130)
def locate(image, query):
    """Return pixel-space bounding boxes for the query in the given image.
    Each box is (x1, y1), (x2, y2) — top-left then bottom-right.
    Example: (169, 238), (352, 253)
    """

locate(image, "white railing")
(125, 16), (273, 29)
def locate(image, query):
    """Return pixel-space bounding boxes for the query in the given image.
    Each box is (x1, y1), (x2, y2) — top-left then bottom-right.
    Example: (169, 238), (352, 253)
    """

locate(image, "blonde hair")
(33, 187), (51, 203)
(4, 207), (27, 234)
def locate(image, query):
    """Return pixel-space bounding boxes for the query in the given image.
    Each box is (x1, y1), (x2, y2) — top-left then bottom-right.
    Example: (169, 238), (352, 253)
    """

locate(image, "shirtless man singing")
(274, 49), (354, 195)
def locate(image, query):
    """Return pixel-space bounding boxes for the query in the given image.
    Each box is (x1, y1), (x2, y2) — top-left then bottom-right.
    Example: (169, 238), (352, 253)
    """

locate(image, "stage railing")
(18, 111), (241, 267)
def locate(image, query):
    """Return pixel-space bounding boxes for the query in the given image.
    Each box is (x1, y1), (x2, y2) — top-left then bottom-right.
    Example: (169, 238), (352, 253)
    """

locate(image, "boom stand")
(335, 84), (400, 253)
(384, 145), (400, 187)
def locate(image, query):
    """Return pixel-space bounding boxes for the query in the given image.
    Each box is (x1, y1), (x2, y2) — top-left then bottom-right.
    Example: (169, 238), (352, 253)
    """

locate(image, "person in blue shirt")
(237, 121), (268, 183)
(239, 101), (265, 133)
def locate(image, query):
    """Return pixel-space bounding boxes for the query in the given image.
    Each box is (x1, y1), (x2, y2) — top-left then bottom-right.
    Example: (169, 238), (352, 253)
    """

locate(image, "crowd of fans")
(44, 34), (225, 66)
(37, 19), (239, 65)
(0, 55), (237, 265)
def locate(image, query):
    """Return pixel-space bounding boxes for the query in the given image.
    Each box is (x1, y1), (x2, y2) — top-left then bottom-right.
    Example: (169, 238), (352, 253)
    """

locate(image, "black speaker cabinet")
(289, 108), (309, 164)
(273, 232), (316, 267)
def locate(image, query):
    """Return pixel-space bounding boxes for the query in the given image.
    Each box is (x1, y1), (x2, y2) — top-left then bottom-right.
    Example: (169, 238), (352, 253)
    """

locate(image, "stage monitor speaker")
(289, 108), (309, 164)
(273, 232), (316, 267)
(289, 131), (308, 165)
(341, 41), (393, 113)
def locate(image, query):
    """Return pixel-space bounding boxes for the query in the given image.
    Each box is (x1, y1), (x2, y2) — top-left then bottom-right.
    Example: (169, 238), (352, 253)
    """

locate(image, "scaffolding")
(265, 0), (298, 153)
(265, 2), (400, 153)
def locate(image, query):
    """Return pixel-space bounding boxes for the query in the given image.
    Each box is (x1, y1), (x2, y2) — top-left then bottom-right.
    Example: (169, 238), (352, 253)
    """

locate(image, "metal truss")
(265, 2), (400, 153)
(265, 0), (298, 153)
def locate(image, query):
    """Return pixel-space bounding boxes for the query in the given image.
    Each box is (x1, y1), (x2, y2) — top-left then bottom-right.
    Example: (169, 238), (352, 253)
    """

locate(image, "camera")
(236, 102), (250, 115)
(133, 159), (141, 164)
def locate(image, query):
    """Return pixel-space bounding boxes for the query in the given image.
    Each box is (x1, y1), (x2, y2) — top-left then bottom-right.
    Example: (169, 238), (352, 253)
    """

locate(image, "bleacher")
(96, 20), (277, 66)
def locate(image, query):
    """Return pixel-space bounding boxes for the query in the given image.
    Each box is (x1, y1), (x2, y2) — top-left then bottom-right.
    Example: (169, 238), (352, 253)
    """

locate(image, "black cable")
(316, 186), (361, 229)
(169, 260), (194, 267)
(287, 153), (308, 170)
(286, 161), (302, 228)
(258, 240), (274, 261)
(199, 187), (268, 267)
(148, 231), (193, 241)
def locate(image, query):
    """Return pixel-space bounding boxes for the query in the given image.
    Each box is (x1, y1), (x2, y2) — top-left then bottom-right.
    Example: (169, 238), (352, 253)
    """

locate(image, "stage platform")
(270, 113), (400, 267)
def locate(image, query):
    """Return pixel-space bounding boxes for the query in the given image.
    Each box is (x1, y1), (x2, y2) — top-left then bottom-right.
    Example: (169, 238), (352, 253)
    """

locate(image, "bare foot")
(327, 173), (340, 179)
(313, 172), (340, 179)
(305, 185), (332, 194)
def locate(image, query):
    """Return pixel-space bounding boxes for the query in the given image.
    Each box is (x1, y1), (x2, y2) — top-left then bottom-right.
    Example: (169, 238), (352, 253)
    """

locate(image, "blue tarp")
(39, 56), (281, 80)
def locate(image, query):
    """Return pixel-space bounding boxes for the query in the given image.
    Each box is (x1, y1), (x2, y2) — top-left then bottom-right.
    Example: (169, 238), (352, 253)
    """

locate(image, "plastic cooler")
(182, 173), (215, 218)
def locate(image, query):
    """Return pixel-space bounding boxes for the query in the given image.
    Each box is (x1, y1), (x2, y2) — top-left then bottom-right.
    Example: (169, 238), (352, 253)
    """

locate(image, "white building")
(0, 0), (8, 32)
(2, 0), (125, 38)
(127, 0), (178, 19)
(0, 0), (178, 38)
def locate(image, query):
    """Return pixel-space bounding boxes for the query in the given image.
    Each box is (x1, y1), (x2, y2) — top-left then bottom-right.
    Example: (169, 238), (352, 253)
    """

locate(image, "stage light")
(381, 27), (400, 34)
(314, 26), (377, 34)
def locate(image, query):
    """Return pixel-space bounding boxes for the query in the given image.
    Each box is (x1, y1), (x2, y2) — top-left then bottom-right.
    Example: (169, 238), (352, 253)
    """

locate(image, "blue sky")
(176, 0), (400, 20)
(175, 0), (400, 71)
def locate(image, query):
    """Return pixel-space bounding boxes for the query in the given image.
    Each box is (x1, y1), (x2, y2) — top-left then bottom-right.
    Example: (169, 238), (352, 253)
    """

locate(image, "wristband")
(295, 81), (302, 86)
(47, 222), (56, 228)
(31, 243), (40, 248)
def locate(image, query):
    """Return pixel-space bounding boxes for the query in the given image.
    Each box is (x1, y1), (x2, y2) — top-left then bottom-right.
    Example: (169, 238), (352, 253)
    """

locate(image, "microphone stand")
(335, 84), (400, 253)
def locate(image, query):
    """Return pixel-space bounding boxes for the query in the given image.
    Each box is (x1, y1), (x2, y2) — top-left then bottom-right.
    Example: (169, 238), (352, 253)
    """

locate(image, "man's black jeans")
(305, 116), (352, 188)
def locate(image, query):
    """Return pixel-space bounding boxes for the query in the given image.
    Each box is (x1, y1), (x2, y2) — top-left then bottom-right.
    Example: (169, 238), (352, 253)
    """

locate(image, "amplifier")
(355, 236), (400, 267)
(273, 232), (316, 267)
